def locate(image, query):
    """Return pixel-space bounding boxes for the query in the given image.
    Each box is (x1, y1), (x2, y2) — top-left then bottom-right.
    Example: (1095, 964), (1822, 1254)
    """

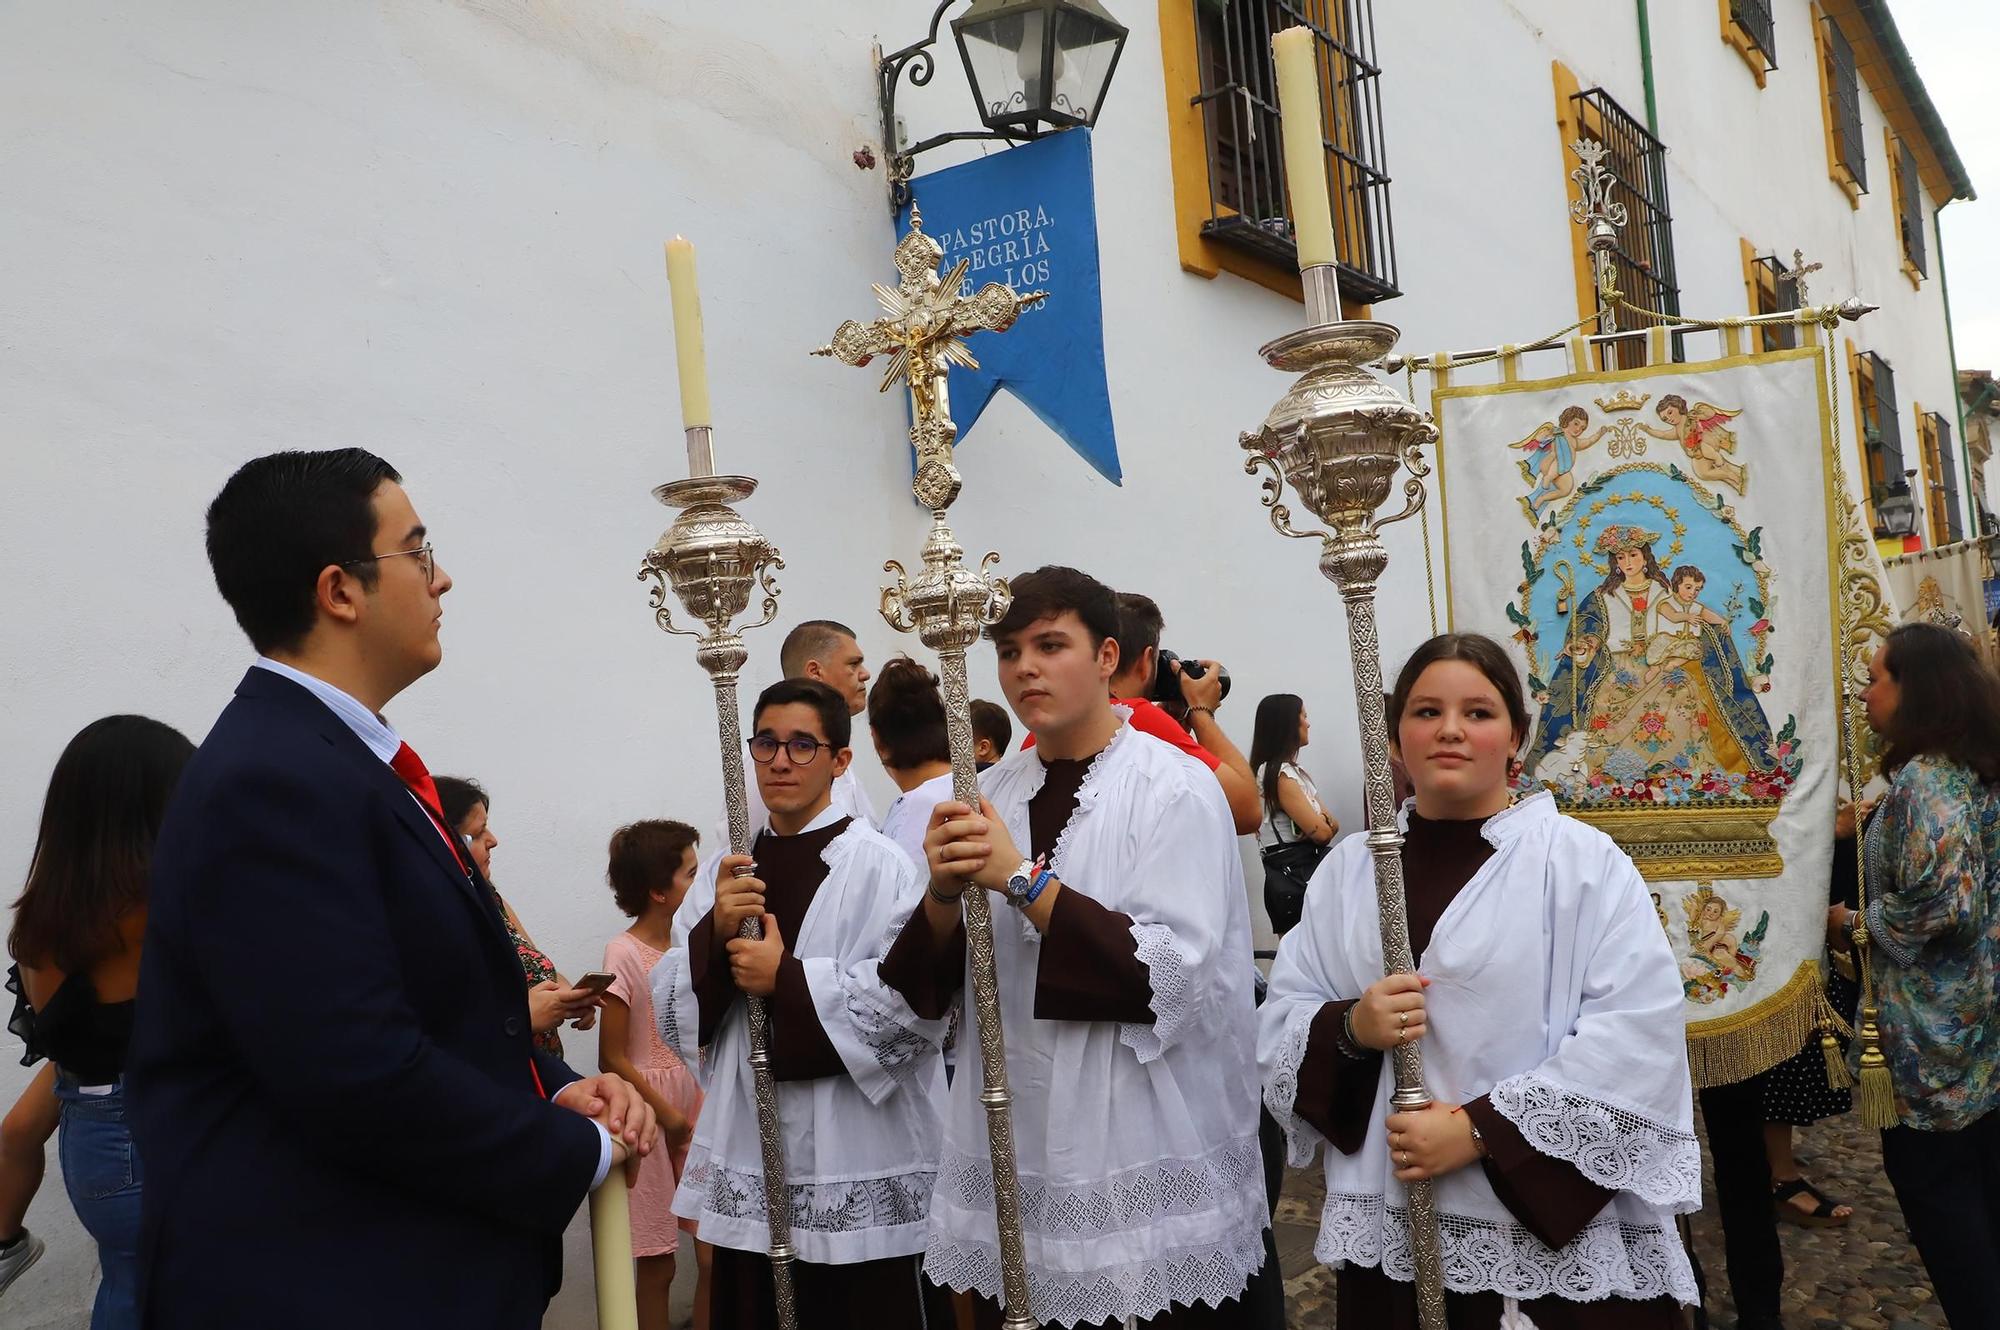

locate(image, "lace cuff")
(1261, 999), (1326, 1167)
(836, 972), (936, 1105)
(650, 947), (703, 1076)
(1487, 1073), (1700, 1211)
(1117, 922), (1193, 1064)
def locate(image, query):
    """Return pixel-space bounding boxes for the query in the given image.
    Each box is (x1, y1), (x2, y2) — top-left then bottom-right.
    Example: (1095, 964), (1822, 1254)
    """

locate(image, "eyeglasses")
(342, 542), (436, 585)
(748, 734), (832, 765)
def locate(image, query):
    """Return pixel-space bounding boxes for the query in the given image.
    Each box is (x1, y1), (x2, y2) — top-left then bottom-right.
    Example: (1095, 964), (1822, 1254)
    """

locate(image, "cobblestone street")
(1274, 1108), (1946, 1328)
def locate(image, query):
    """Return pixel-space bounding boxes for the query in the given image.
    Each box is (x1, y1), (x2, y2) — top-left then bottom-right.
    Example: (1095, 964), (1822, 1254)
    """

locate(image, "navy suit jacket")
(128, 667), (601, 1328)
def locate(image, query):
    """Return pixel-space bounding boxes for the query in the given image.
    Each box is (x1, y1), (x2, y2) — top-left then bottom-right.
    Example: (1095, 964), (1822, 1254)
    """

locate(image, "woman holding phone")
(435, 776), (598, 1054)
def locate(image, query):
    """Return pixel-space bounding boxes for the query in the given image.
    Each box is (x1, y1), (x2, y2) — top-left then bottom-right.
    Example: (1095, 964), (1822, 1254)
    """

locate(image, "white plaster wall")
(0, 2), (1967, 1325)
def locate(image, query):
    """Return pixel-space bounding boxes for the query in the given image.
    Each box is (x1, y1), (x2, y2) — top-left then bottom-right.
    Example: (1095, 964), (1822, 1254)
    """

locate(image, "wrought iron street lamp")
(878, 0), (1128, 209)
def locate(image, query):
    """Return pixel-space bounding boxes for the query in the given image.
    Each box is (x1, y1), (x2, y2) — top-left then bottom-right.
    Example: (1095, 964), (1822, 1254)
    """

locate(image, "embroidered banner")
(1433, 347), (1845, 1085)
(901, 128), (1120, 484)
(1884, 539), (1995, 664)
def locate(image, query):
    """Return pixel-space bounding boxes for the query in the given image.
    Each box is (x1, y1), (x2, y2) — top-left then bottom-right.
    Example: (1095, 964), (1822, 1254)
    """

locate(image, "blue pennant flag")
(899, 128), (1121, 485)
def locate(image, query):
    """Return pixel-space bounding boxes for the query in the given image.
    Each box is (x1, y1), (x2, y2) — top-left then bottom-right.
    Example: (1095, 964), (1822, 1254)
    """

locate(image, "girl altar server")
(1259, 632), (1699, 1328)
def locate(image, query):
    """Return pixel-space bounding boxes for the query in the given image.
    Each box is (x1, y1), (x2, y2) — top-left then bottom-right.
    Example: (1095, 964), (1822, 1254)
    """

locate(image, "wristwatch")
(1004, 857), (1054, 910)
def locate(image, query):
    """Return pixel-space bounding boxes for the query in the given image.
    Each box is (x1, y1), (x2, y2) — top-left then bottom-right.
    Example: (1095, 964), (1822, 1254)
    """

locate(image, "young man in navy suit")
(128, 449), (656, 1328)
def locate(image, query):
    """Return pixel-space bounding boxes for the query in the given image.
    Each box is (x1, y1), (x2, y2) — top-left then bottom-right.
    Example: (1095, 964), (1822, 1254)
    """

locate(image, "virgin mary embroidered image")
(1527, 523), (1777, 785)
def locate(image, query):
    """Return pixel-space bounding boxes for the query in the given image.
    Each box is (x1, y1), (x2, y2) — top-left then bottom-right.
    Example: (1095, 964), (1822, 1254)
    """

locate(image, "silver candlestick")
(1240, 264), (1446, 1329)
(637, 466), (796, 1329)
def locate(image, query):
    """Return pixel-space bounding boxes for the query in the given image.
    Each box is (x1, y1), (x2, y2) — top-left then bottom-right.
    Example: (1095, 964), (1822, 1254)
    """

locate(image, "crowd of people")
(2, 446), (1997, 1330)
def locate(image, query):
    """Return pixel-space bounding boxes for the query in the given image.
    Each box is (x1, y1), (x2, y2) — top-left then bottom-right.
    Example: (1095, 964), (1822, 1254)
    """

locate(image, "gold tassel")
(1814, 982), (1853, 1089)
(1821, 1032), (1853, 1089)
(1854, 1003), (1899, 1129)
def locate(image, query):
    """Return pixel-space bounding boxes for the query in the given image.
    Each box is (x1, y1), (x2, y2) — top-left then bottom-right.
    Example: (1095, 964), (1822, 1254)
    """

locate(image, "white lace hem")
(1316, 1191), (1699, 1305)
(1487, 1073), (1701, 1212)
(675, 1144), (936, 1233)
(923, 1223), (1266, 1328)
(1118, 922), (1194, 1064)
(1262, 1000), (1327, 1167)
(936, 1133), (1263, 1237)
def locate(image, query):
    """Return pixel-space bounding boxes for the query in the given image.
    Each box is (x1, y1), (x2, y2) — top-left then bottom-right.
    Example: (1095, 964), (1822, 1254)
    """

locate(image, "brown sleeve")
(877, 900), (966, 1021)
(1464, 1094), (1614, 1249)
(765, 956), (848, 1082)
(1033, 884), (1154, 1024)
(687, 911), (739, 1047)
(1294, 1000), (1383, 1155)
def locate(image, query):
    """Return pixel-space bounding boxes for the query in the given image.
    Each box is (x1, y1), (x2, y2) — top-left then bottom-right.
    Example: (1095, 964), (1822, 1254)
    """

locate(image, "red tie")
(389, 742), (466, 869)
(392, 741), (548, 1100)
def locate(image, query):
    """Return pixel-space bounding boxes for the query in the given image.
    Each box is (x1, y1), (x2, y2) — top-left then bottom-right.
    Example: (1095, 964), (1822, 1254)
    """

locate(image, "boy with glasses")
(651, 678), (948, 1327)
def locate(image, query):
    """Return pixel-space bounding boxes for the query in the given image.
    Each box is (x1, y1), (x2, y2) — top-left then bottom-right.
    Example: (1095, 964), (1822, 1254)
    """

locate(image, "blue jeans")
(55, 1073), (143, 1330)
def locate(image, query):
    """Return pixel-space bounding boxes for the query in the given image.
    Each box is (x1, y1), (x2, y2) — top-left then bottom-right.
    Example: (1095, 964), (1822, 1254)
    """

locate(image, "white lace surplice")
(924, 718), (1269, 1328)
(1258, 792), (1701, 1306)
(650, 809), (947, 1263)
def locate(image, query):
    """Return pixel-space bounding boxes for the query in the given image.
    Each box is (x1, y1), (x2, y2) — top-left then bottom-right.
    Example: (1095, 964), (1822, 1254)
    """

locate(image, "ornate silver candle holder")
(1239, 269), (1446, 1329)
(637, 470), (798, 1329)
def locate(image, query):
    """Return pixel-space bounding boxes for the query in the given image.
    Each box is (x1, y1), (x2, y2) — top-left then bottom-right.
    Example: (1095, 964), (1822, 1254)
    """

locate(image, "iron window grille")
(1190, 0), (1400, 304)
(1927, 411), (1962, 543)
(1823, 16), (1867, 192)
(1897, 140), (1927, 277)
(1572, 87), (1680, 369)
(1732, 0), (1777, 66)
(1753, 253), (1798, 353)
(1858, 351), (1905, 531)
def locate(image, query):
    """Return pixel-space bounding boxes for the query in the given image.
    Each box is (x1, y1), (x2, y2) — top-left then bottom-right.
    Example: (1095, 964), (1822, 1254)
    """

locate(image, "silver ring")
(1398, 1027), (1409, 1043)
(1398, 1150), (1410, 1166)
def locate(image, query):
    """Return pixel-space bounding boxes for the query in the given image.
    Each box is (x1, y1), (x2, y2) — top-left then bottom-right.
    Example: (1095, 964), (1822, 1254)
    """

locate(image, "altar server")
(652, 678), (946, 1328)
(887, 565), (1268, 1328)
(1259, 632), (1699, 1328)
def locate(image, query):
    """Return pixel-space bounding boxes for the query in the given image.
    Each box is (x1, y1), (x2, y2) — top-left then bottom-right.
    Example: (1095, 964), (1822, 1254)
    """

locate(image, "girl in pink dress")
(600, 820), (708, 1330)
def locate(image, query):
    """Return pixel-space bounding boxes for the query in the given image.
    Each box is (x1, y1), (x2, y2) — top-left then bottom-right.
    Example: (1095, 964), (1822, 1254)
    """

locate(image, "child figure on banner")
(1514, 406), (1609, 522)
(1641, 396), (1747, 493)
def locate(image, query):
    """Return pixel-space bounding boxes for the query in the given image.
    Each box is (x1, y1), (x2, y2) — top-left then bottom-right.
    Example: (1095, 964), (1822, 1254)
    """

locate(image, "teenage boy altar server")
(884, 566), (1269, 1329)
(651, 678), (947, 1329)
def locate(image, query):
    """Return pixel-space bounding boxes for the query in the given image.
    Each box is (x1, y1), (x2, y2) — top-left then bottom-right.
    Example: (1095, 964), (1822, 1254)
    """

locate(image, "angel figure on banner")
(1526, 523), (1778, 794)
(1638, 396), (1747, 494)
(1513, 405), (1609, 521)
(1679, 884), (1769, 1004)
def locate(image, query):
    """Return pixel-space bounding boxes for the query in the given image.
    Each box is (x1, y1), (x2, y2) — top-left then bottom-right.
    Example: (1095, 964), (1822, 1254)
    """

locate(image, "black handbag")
(1260, 829), (1329, 936)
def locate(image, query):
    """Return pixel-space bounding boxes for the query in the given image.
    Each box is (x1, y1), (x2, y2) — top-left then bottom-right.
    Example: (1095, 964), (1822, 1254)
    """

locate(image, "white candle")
(664, 237), (713, 433)
(589, 1177), (639, 1330)
(1272, 27), (1336, 271)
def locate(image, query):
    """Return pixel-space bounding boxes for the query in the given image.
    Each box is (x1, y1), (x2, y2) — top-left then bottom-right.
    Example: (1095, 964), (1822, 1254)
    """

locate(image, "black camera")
(1151, 650), (1231, 704)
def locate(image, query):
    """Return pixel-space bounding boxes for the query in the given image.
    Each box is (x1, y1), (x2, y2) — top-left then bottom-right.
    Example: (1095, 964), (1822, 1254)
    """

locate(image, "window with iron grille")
(1731, 0), (1776, 66)
(1857, 351), (1905, 530)
(1922, 410), (1962, 543)
(1572, 88), (1680, 369)
(1823, 16), (1866, 192)
(1191, 0), (1399, 304)
(1752, 253), (1798, 353)
(1896, 140), (1927, 277)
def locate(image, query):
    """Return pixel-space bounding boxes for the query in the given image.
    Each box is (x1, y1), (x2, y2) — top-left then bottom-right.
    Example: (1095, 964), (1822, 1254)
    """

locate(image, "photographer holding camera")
(1111, 593), (1263, 835)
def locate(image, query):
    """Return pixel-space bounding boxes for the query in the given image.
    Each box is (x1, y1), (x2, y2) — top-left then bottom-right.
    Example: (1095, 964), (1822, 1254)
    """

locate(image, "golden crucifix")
(813, 206), (1046, 510)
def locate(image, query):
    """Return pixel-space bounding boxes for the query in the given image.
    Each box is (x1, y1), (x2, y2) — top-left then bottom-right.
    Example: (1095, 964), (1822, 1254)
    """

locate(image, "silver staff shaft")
(641, 473), (796, 1329)
(1239, 284), (1446, 1327)
(937, 645), (1036, 1329)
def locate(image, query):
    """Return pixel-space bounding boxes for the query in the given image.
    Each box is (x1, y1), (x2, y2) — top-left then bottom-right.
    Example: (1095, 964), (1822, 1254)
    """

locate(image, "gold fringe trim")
(1684, 959), (1825, 1090)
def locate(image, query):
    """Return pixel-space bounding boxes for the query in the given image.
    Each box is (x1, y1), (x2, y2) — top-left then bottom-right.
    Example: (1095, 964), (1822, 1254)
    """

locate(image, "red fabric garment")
(1022, 698), (1221, 770)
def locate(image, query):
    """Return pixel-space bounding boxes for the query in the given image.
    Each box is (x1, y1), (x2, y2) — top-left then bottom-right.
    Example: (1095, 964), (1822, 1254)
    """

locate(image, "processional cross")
(813, 207), (1046, 510)
(1786, 249), (1825, 306)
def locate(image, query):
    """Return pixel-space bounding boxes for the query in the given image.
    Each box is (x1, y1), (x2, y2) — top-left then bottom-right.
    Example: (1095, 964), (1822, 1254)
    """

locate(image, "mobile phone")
(573, 971), (617, 996)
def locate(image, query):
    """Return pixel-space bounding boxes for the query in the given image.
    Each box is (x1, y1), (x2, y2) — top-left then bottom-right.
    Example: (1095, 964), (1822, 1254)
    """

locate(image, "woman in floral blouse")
(1832, 623), (2000, 1326)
